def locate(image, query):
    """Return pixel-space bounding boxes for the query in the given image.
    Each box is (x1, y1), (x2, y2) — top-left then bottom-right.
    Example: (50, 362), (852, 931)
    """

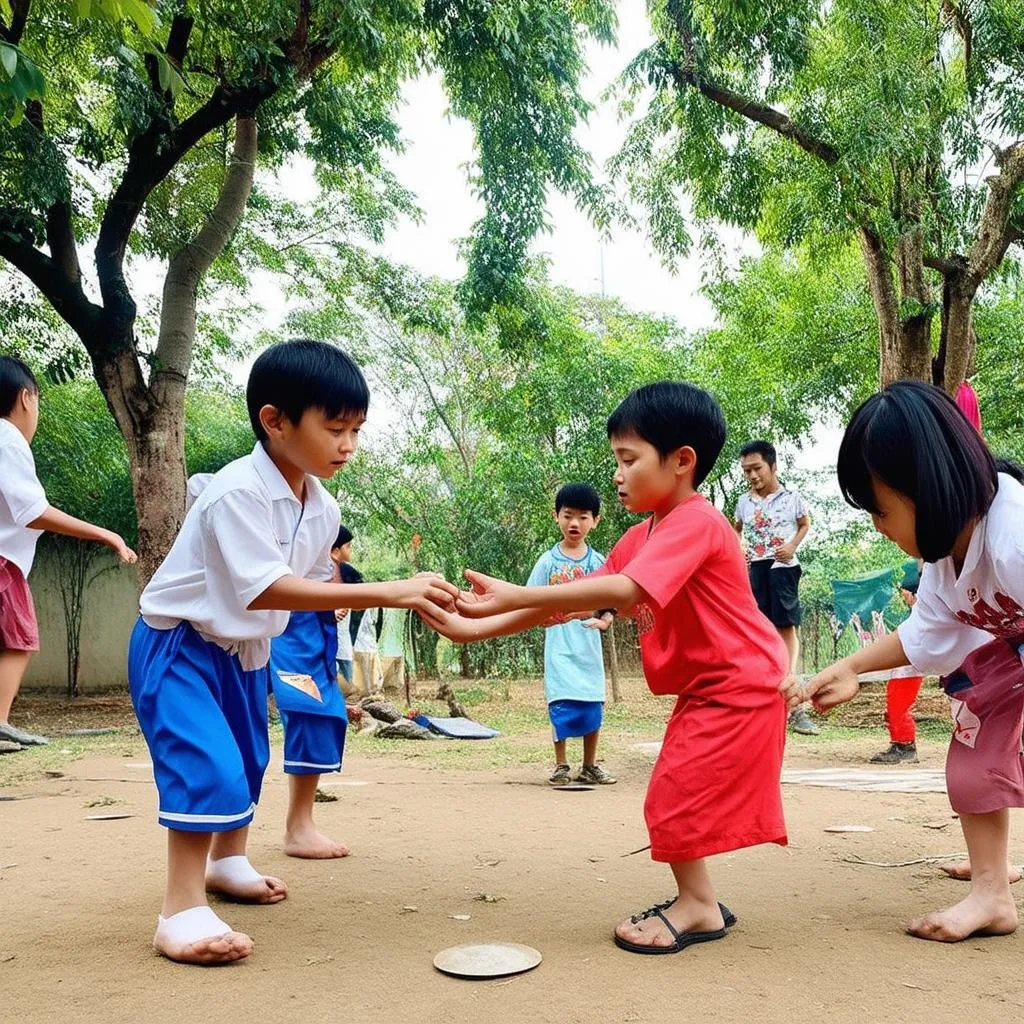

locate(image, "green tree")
(0, 0), (615, 582)
(613, 0), (1024, 392)
(292, 260), (884, 675)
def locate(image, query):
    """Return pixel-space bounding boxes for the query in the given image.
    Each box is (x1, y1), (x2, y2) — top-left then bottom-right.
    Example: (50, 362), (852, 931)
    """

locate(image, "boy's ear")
(593, 514), (601, 527)
(673, 445), (698, 478)
(259, 403), (286, 437)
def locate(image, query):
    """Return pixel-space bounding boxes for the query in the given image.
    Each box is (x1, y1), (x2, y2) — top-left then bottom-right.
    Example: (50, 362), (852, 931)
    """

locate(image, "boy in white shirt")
(0, 356), (136, 747)
(129, 340), (458, 966)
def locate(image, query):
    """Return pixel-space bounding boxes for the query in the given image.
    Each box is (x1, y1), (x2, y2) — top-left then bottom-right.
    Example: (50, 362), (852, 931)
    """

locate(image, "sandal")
(613, 899), (732, 955)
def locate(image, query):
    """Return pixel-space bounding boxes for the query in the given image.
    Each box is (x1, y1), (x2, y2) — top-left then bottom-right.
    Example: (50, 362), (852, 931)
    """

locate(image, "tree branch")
(0, 231), (100, 339)
(0, 0), (30, 44)
(964, 142), (1024, 293)
(154, 116), (258, 380)
(664, 58), (840, 166)
(94, 80), (275, 333)
(940, 1), (972, 71)
(660, 4), (839, 166)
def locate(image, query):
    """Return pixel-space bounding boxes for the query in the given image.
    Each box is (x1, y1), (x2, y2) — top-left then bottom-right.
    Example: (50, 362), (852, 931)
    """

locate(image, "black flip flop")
(625, 896), (737, 927)
(613, 899), (733, 956)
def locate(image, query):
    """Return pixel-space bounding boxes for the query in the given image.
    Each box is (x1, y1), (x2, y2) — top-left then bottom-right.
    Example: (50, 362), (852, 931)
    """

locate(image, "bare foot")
(907, 891), (1018, 942)
(940, 859), (1022, 884)
(284, 825), (351, 859)
(614, 897), (724, 949)
(153, 906), (253, 965)
(205, 858), (288, 904)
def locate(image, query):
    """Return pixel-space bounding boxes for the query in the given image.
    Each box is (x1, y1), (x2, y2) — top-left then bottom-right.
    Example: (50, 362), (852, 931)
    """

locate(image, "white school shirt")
(141, 443), (340, 670)
(0, 418), (49, 577)
(898, 473), (1024, 676)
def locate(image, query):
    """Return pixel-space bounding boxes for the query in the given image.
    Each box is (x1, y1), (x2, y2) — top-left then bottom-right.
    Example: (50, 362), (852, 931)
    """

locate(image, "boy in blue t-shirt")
(527, 483), (616, 786)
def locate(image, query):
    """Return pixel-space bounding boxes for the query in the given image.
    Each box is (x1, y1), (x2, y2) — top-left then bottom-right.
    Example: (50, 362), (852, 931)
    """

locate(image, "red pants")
(886, 676), (923, 743)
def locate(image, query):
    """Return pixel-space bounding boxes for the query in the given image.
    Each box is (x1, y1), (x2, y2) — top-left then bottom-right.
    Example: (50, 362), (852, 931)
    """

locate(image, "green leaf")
(156, 52), (170, 92)
(74, 0), (92, 21)
(0, 43), (17, 80)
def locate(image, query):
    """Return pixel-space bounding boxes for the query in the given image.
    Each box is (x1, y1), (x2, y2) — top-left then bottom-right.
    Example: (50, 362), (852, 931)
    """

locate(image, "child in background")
(331, 526), (357, 686)
(434, 382), (788, 954)
(0, 355), (136, 747)
(870, 582), (924, 765)
(784, 380), (1024, 942)
(527, 482), (615, 786)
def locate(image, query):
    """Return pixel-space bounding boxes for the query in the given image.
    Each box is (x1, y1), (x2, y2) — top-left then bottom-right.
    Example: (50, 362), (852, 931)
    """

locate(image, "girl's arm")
(780, 631), (909, 711)
(28, 506), (136, 563)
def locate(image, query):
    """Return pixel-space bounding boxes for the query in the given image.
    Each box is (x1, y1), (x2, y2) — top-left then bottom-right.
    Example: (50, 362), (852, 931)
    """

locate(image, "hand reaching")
(456, 569), (522, 618)
(780, 661), (860, 713)
(107, 532), (137, 565)
(582, 611), (614, 632)
(395, 573), (460, 617)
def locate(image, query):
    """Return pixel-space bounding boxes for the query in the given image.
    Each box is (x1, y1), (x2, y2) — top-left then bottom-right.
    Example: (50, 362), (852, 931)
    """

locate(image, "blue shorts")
(548, 699), (604, 742)
(128, 618), (270, 832)
(270, 610), (348, 776)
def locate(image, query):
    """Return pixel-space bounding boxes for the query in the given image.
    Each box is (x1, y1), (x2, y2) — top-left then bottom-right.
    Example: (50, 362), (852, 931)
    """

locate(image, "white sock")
(155, 905), (233, 948)
(206, 854), (264, 887)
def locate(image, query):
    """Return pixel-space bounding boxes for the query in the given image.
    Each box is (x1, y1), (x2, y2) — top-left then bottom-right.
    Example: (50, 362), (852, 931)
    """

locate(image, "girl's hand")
(456, 570), (522, 618)
(583, 611), (614, 632)
(107, 533), (137, 565)
(781, 662), (860, 712)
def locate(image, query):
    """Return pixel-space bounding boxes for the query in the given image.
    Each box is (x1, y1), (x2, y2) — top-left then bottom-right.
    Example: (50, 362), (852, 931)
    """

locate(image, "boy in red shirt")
(430, 381), (789, 954)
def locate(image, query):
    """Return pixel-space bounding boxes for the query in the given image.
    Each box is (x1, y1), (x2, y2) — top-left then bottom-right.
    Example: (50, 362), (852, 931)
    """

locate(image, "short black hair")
(246, 339), (369, 442)
(606, 381), (727, 487)
(555, 482), (600, 516)
(739, 440), (777, 467)
(333, 524), (353, 549)
(0, 354), (38, 417)
(837, 380), (998, 562)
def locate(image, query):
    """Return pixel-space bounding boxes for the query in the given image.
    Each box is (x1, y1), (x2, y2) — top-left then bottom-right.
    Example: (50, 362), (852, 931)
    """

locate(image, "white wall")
(22, 546), (138, 694)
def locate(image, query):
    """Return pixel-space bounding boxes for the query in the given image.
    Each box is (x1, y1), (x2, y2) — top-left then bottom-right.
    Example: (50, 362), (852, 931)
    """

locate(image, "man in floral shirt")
(734, 440), (815, 734)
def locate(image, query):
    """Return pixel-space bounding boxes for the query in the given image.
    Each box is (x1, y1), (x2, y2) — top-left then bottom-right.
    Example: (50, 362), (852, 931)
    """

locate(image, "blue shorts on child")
(128, 618), (270, 832)
(269, 610), (348, 776)
(548, 699), (603, 742)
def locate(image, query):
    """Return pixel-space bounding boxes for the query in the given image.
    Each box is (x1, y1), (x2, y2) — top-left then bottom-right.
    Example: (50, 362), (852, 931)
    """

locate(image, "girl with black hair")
(783, 380), (1024, 944)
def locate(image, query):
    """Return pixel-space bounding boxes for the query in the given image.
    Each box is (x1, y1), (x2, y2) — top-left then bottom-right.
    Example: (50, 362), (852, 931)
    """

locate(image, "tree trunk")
(94, 347), (188, 588)
(859, 227), (934, 386)
(932, 280), (974, 396)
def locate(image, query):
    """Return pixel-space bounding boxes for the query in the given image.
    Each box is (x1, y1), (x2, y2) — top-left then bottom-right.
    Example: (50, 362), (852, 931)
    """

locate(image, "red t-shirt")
(597, 494), (788, 706)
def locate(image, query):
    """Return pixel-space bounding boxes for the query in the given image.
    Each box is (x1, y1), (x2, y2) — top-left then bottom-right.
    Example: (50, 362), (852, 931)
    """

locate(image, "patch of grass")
(0, 728), (146, 789)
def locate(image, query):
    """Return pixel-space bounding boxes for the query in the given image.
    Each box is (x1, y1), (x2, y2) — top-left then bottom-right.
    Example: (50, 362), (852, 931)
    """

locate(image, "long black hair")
(837, 380), (998, 562)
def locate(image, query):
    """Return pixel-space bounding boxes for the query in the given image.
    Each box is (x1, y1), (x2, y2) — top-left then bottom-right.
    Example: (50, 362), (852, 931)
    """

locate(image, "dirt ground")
(2, 683), (1023, 1024)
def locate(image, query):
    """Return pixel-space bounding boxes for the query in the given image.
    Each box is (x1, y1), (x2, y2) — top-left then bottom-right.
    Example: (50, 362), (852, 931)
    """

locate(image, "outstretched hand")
(582, 611), (614, 632)
(456, 569), (522, 618)
(397, 573), (460, 618)
(107, 533), (137, 565)
(780, 661), (860, 713)
(417, 607), (480, 644)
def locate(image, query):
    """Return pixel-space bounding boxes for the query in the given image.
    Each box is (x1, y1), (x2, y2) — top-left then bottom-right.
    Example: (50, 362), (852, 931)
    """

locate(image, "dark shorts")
(749, 561), (802, 628)
(0, 556), (39, 652)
